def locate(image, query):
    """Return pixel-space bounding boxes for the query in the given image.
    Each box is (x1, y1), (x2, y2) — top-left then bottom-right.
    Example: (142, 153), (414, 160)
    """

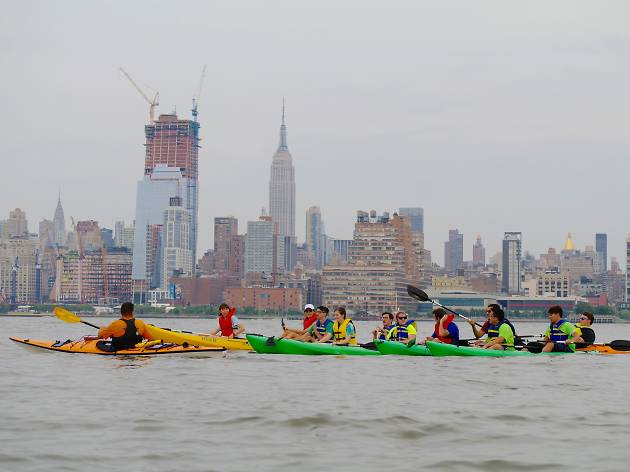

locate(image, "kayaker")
(88, 302), (152, 352)
(209, 303), (245, 339)
(309, 306), (334, 343)
(282, 304), (319, 340)
(541, 305), (584, 352)
(574, 311), (596, 348)
(387, 311), (417, 344)
(424, 308), (459, 344)
(332, 307), (357, 345)
(372, 312), (395, 340)
(476, 306), (515, 350)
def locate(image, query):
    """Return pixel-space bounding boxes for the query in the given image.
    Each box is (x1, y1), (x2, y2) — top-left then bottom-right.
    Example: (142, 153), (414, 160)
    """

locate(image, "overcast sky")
(2, 0), (630, 265)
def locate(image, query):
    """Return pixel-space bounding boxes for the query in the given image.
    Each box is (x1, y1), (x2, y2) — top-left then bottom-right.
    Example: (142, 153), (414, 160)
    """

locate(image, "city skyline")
(3, 2), (630, 265)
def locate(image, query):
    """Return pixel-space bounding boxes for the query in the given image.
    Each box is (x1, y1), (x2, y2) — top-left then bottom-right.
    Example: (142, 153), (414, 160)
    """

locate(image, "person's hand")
(228, 334), (234, 339)
(468, 319), (476, 326)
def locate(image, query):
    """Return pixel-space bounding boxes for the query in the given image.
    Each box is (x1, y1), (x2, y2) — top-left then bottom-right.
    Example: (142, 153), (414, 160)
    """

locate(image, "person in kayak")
(209, 303), (245, 338)
(88, 302), (152, 352)
(332, 307), (357, 345)
(468, 304), (517, 343)
(541, 305), (584, 352)
(308, 306), (334, 343)
(387, 311), (417, 344)
(424, 308), (459, 344)
(474, 305), (515, 350)
(372, 312), (395, 340)
(282, 304), (319, 340)
(574, 312), (595, 348)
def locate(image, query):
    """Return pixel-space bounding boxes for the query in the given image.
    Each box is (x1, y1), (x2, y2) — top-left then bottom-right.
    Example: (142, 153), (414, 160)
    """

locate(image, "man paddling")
(87, 302), (152, 352)
(387, 311), (417, 344)
(282, 304), (319, 340)
(308, 306), (334, 343)
(209, 303), (245, 339)
(541, 305), (584, 352)
(574, 312), (596, 348)
(372, 312), (395, 340)
(473, 305), (515, 350)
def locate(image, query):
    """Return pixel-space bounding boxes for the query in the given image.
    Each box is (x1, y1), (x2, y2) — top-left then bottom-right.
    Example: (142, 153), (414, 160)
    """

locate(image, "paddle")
(54, 306), (100, 330)
(266, 318), (287, 346)
(406, 285), (484, 328)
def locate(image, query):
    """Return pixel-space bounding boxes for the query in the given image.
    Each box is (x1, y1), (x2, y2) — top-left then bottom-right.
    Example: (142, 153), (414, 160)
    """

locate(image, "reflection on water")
(2, 317), (630, 472)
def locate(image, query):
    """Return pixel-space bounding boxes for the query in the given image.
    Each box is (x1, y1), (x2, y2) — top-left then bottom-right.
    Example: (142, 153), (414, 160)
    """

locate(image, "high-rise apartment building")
(245, 216), (284, 277)
(626, 237), (630, 302)
(444, 229), (463, 275)
(162, 197), (192, 290)
(142, 113), (200, 273)
(7, 208), (29, 238)
(0, 238), (39, 304)
(596, 233), (607, 273)
(398, 208), (424, 233)
(473, 235), (486, 266)
(269, 103), (296, 241)
(214, 217), (238, 275)
(306, 207), (324, 269)
(502, 232), (522, 295)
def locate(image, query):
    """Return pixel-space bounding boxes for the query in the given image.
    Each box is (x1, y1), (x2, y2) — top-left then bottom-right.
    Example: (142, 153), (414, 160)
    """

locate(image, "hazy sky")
(3, 1), (630, 265)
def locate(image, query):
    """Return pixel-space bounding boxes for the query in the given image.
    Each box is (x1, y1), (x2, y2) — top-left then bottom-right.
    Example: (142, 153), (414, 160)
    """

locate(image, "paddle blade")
(608, 340), (630, 350)
(54, 306), (81, 323)
(407, 285), (429, 302)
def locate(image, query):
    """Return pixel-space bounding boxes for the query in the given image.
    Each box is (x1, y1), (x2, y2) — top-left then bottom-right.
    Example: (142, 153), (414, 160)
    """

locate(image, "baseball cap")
(304, 304), (315, 311)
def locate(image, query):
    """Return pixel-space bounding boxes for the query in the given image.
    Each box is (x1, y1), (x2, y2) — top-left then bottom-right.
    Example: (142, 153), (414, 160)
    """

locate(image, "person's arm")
(318, 332), (333, 343)
(468, 319), (485, 339)
(208, 326), (220, 336)
(97, 320), (122, 339)
(406, 325), (417, 344)
(233, 324), (246, 338)
(437, 316), (451, 337)
(136, 320), (153, 341)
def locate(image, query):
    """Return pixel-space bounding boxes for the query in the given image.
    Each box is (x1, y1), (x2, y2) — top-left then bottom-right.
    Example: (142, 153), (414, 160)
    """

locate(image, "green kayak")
(246, 334), (283, 354)
(426, 341), (578, 357)
(274, 338), (381, 356)
(374, 339), (431, 356)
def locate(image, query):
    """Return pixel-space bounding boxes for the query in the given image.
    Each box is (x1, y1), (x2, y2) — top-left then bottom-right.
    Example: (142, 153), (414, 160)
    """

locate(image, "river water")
(2, 316), (630, 472)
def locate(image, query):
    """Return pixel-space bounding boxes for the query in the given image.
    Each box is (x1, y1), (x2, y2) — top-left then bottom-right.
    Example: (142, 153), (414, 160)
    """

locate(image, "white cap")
(304, 304), (315, 310)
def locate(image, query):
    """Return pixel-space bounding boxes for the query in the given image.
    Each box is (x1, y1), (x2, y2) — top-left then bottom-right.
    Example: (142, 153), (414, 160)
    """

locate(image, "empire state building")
(268, 102), (296, 239)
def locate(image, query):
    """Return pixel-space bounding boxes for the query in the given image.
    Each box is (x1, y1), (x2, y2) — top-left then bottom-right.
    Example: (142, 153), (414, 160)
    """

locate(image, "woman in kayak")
(209, 303), (245, 339)
(332, 307), (357, 345)
(424, 308), (459, 345)
(87, 302), (152, 352)
(387, 311), (417, 344)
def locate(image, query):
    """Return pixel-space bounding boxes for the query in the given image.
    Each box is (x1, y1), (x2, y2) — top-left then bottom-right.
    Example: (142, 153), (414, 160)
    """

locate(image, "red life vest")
(218, 307), (237, 337)
(434, 314), (456, 344)
(303, 314), (318, 329)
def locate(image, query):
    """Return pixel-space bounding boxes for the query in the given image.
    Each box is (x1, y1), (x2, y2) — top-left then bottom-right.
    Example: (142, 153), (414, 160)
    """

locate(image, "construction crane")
(192, 65), (206, 122)
(119, 67), (159, 124)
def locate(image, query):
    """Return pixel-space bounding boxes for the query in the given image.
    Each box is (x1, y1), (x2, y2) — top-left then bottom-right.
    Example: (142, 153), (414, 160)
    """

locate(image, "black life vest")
(574, 323), (596, 348)
(110, 319), (143, 351)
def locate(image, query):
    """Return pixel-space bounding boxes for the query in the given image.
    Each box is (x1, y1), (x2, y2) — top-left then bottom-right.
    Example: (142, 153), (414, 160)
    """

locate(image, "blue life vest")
(378, 325), (394, 340)
(549, 319), (570, 342)
(390, 320), (414, 341)
(315, 319), (333, 336)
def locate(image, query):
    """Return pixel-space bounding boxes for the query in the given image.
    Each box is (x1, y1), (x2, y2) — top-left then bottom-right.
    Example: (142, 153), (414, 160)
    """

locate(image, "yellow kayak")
(145, 324), (252, 351)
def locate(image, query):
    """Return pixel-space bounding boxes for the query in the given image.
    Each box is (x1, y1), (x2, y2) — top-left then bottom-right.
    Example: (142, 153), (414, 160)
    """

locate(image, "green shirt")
(545, 321), (577, 351)
(497, 323), (514, 348)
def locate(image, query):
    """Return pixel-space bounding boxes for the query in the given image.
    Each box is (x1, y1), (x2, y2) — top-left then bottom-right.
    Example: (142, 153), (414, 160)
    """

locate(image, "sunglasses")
(398, 316), (407, 320)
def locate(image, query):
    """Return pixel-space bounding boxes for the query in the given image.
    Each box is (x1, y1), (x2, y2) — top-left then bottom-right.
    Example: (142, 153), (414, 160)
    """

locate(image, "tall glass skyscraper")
(399, 208), (424, 234)
(596, 233), (607, 273)
(502, 232), (522, 295)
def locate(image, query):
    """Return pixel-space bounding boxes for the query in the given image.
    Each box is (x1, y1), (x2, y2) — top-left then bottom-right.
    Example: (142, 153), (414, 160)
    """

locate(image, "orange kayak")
(577, 345), (630, 355)
(10, 337), (226, 357)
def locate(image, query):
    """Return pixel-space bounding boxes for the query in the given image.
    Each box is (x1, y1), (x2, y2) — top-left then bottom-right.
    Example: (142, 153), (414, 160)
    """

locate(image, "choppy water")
(2, 316), (630, 472)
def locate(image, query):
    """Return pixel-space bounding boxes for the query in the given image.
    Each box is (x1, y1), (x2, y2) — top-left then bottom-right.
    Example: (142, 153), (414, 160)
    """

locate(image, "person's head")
(486, 304), (505, 324)
(218, 303), (230, 316)
(548, 305), (563, 322)
(433, 307), (448, 321)
(381, 312), (394, 326)
(579, 312), (594, 326)
(303, 304), (315, 317)
(334, 307), (346, 321)
(121, 302), (134, 317)
(316, 305), (329, 320)
(395, 311), (409, 324)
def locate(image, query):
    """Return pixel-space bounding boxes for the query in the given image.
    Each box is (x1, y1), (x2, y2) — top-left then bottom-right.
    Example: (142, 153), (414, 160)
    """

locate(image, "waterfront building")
(268, 102), (296, 243)
(306, 207), (324, 269)
(0, 238), (38, 304)
(101, 228), (114, 249)
(214, 217), (238, 275)
(536, 268), (570, 297)
(224, 286), (302, 311)
(330, 239), (352, 264)
(143, 113), (200, 270)
(162, 197), (193, 291)
(502, 232), (522, 295)
(596, 233), (607, 273)
(114, 221), (135, 250)
(53, 194), (66, 246)
(444, 229), (463, 276)
(398, 207), (424, 233)
(245, 215), (284, 278)
(472, 235), (486, 267)
(75, 220), (102, 252)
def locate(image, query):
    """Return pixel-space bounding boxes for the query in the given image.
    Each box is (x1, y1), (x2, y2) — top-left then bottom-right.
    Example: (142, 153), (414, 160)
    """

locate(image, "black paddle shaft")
(82, 320), (101, 330)
(406, 285), (484, 328)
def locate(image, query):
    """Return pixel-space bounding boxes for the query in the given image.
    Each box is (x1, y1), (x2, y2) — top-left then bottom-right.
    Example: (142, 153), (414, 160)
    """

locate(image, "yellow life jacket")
(332, 318), (357, 345)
